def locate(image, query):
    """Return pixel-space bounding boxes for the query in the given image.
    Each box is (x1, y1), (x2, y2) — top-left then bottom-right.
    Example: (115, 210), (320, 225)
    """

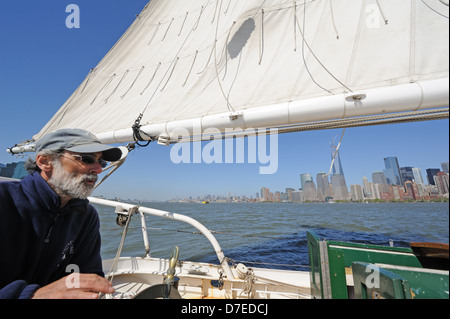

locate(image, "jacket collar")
(22, 172), (89, 213)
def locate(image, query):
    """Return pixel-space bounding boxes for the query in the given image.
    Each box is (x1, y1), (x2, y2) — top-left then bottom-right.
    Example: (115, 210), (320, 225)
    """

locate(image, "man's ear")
(36, 154), (54, 173)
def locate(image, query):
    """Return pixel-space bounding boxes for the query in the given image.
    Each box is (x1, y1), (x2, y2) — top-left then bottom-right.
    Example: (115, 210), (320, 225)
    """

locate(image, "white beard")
(48, 159), (98, 200)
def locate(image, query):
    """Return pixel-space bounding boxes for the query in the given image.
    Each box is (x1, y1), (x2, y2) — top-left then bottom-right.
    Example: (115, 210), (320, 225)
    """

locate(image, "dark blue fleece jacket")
(0, 172), (104, 299)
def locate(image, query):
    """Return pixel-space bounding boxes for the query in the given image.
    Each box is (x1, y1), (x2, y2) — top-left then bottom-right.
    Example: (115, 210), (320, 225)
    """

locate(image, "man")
(0, 129), (122, 299)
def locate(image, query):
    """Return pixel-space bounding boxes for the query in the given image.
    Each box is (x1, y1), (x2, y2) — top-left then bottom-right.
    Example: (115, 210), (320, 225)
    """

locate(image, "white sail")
(29, 0), (450, 146)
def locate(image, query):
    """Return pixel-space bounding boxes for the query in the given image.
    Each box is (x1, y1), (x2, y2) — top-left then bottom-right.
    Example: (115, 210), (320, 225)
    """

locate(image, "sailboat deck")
(103, 257), (311, 299)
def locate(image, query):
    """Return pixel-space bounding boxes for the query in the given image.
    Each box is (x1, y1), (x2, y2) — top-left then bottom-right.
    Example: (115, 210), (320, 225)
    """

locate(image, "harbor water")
(96, 202), (449, 271)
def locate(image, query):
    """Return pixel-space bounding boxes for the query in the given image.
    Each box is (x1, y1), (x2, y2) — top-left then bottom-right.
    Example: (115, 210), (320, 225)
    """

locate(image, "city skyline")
(2, 154), (448, 203)
(253, 157), (449, 203)
(167, 157), (449, 203)
(268, 159), (448, 201)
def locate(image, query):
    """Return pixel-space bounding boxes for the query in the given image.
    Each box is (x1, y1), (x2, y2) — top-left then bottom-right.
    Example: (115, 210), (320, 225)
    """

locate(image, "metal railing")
(88, 197), (234, 279)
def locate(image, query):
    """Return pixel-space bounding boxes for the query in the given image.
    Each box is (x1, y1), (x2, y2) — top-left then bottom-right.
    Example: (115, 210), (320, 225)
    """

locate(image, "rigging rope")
(140, 62), (161, 95)
(297, 0), (353, 93)
(105, 70), (129, 103)
(224, 0), (232, 15)
(178, 12), (189, 36)
(183, 51), (199, 86)
(421, 0), (449, 18)
(90, 73), (116, 105)
(239, 267), (256, 298)
(121, 66), (145, 99)
(162, 18), (175, 42)
(147, 22), (161, 46)
(259, 9), (265, 64)
(229, 258), (309, 269)
(375, 0), (389, 24)
(101, 206), (139, 299)
(329, 0), (340, 39)
(213, 0), (236, 113)
(160, 57), (180, 92)
(193, 5), (206, 31)
(80, 68), (94, 94)
(94, 158), (126, 189)
(212, 0), (220, 24)
(299, 0), (332, 94)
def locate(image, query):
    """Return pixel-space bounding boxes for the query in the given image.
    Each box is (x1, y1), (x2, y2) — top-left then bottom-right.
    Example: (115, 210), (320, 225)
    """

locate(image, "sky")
(0, 0), (448, 201)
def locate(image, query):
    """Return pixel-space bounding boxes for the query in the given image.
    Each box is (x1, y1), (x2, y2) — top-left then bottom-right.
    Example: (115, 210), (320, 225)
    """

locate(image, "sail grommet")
(228, 111), (243, 121)
(345, 93), (367, 102)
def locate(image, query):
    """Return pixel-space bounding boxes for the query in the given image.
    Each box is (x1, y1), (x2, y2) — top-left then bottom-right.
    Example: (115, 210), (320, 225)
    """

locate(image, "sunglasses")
(65, 154), (108, 168)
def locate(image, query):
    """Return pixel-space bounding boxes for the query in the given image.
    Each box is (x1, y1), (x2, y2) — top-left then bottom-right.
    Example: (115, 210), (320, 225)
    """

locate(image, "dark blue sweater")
(0, 172), (104, 299)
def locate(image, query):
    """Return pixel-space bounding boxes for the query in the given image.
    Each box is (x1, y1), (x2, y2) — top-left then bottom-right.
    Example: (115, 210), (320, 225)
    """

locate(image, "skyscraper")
(303, 180), (317, 202)
(362, 176), (373, 199)
(372, 171), (388, 185)
(331, 142), (344, 175)
(442, 162), (449, 174)
(316, 173), (332, 202)
(350, 184), (364, 201)
(400, 167), (414, 184)
(300, 173), (313, 190)
(426, 169), (441, 185)
(331, 174), (349, 201)
(330, 141), (348, 201)
(384, 157), (402, 185)
(260, 187), (269, 201)
(412, 168), (425, 185)
(434, 172), (449, 195)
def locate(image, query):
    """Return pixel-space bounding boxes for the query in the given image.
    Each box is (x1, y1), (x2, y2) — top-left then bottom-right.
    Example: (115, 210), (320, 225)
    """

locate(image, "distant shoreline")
(103, 198), (449, 205)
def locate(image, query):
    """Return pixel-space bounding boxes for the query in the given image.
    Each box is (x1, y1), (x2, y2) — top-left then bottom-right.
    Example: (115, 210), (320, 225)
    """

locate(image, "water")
(96, 202), (449, 271)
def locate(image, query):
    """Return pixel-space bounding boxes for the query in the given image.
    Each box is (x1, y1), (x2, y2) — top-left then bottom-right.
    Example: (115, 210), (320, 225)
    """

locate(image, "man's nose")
(88, 162), (103, 175)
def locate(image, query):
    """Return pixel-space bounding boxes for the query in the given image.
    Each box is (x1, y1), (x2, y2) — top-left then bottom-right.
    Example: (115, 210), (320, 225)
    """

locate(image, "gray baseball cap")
(35, 128), (122, 162)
